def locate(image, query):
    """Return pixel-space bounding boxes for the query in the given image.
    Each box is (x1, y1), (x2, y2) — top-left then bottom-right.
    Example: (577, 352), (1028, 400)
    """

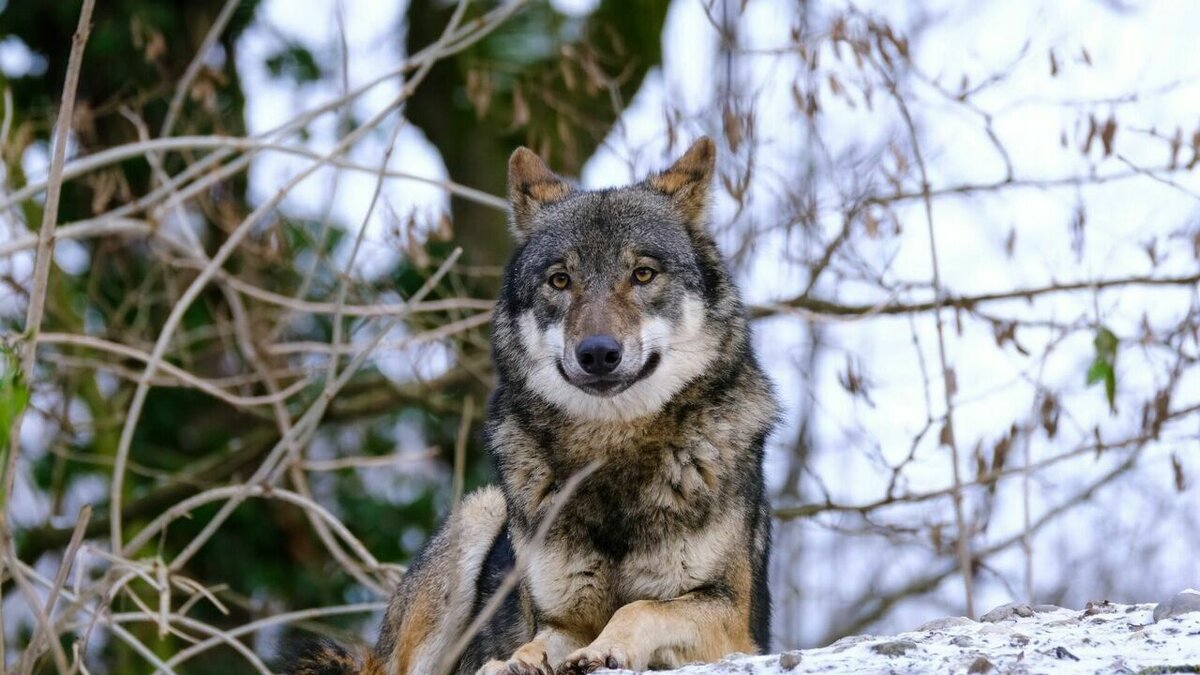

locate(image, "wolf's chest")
(524, 506), (740, 622)
(545, 438), (723, 553)
(511, 425), (740, 621)
(613, 506), (741, 598)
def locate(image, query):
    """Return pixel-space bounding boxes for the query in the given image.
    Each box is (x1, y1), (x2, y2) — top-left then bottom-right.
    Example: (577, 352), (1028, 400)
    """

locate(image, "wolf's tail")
(281, 638), (384, 674)
(281, 487), (510, 675)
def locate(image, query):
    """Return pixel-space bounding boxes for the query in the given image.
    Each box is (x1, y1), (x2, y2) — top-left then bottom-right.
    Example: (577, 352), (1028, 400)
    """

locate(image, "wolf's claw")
(556, 643), (632, 674)
(477, 655), (552, 675)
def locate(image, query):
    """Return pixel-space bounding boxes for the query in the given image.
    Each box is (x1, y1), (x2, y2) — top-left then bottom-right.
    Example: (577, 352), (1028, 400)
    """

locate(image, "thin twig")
(20, 505), (92, 675)
(107, 86), (414, 551)
(2, 5), (95, 669)
(8, 541), (71, 674)
(15, 0), (95, 378)
(163, 249), (463, 573)
(37, 333), (312, 408)
(881, 56), (975, 618)
(451, 396), (474, 508)
(300, 449), (438, 472)
(158, 602), (387, 671)
(123, 484), (380, 573)
(754, 272), (1200, 319)
(819, 449), (1140, 642)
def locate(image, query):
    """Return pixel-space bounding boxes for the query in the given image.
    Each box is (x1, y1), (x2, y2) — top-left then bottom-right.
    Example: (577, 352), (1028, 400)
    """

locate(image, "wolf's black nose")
(576, 335), (622, 375)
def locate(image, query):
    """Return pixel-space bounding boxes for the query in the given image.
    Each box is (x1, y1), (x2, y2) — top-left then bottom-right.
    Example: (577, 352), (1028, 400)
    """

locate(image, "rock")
(950, 635), (975, 647)
(967, 656), (993, 673)
(870, 640), (918, 657)
(1051, 645), (1080, 661)
(1104, 658), (1137, 674)
(918, 616), (975, 632)
(1084, 599), (1118, 616)
(829, 635), (875, 653)
(980, 602), (1034, 622)
(778, 651), (803, 670)
(1153, 590), (1200, 622)
(1031, 604), (1068, 614)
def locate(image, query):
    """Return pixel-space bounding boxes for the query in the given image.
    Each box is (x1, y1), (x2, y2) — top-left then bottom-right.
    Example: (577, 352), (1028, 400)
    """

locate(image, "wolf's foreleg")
(556, 592), (755, 674)
(477, 626), (586, 675)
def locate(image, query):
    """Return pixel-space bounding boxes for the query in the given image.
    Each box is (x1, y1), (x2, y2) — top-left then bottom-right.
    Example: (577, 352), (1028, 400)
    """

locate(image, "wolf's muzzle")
(555, 349), (661, 398)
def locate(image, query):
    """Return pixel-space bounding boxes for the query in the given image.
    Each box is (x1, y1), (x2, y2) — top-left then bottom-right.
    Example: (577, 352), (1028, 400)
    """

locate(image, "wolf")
(285, 137), (778, 675)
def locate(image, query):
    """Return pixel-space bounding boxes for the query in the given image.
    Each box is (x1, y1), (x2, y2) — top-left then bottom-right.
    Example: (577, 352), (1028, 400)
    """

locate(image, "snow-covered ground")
(613, 591), (1200, 674)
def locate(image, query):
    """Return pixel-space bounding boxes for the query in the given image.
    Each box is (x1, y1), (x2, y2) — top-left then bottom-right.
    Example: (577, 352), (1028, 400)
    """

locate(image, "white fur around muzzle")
(516, 296), (717, 422)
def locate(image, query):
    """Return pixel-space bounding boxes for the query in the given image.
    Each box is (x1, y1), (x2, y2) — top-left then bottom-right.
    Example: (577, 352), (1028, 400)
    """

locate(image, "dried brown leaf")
(436, 212), (453, 241)
(723, 106), (742, 153)
(144, 30), (166, 63)
(828, 73), (843, 97)
(559, 60), (577, 92)
(1040, 394), (1059, 439)
(863, 210), (880, 238)
(1100, 115), (1117, 157)
(510, 82), (529, 129)
(1082, 114), (1097, 155)
(991, 431), (1012, 475)
(1169, 127), (1182, 169)
(466, 69), (493, 120)
(939, 421), (955, 448)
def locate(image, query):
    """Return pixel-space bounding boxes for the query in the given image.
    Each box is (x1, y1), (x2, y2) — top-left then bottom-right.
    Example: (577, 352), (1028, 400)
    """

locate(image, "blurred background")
(1, 0), (1198, 672)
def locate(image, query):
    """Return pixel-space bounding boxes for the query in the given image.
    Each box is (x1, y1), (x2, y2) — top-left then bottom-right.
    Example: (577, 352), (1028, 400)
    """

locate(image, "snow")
(605, 601), (1200, 674)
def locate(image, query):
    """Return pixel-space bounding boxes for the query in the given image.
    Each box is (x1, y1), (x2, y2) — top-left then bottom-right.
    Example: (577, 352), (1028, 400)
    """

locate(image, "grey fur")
(284, 138), (778, 675)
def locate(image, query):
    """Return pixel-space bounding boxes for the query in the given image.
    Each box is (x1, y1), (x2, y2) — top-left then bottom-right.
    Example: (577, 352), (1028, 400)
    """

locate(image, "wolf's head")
(492, 138), (747, 422)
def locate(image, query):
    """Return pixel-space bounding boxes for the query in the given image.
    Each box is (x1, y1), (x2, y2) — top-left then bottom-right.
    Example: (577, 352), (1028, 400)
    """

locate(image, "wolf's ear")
(507, 147), (572, 243)
(646, 136), (715, 227)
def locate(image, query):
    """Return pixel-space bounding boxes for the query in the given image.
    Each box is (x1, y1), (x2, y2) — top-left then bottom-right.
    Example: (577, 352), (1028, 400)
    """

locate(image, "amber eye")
(548, 272), (571, 290)
(632, 267), (657, 285)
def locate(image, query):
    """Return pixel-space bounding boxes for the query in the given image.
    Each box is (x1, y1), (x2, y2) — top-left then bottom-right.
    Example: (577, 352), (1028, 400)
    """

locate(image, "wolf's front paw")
(556, 642), (640, 674)
(477, 654), (553, 675)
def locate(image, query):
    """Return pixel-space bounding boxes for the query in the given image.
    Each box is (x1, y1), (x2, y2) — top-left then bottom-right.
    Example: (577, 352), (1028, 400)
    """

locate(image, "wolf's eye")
(548, 272), (571, 290)
(631, 267), (657, 285)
